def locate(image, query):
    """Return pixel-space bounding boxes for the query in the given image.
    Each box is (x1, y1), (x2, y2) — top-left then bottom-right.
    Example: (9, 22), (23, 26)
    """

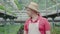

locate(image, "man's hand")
(46, 31), (50, 34)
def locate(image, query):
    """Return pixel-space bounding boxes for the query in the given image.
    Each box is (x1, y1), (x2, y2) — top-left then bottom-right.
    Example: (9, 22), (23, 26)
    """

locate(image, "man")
(24, 2), (51, 34)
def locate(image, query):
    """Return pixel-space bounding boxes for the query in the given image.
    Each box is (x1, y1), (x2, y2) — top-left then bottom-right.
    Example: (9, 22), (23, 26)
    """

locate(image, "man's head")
(25, 2), (39, 17)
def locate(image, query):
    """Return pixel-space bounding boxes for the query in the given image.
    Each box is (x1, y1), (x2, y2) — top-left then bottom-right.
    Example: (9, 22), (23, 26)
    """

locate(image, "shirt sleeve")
(24, 21), (28, 31)
(44, 18), (51, 31)
(24, 20), (29, 34)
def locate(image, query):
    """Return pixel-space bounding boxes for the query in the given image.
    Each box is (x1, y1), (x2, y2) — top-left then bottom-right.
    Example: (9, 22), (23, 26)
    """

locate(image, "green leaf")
(14, 0), (23, 10)
(0, 5), (5, 10)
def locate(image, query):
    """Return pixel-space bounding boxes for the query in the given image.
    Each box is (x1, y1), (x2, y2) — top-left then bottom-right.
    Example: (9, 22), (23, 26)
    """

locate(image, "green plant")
(14, 0), (23, 10)
(0, 5), (5, 10)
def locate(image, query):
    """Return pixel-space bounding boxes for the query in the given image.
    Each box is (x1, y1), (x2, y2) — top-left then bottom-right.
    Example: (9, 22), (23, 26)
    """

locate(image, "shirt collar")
(30, 14), (41, 23)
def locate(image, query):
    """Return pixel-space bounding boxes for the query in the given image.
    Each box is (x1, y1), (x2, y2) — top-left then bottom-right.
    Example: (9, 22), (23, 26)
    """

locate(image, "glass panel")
(57, 0), (60, 3)
(46, 0), (56, 15)
(0, 0), (60, 34)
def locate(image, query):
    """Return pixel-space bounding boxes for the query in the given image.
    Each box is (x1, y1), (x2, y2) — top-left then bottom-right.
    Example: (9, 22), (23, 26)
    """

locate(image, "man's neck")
(32, 14), (38, 21)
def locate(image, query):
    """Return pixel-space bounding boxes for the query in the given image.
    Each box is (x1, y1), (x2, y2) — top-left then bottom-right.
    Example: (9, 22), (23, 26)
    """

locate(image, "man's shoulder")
(39, 17), (48, 24)
(39, 16), (47, 21)
(42, 17), (47, 20)
(24, 18), (30, 24)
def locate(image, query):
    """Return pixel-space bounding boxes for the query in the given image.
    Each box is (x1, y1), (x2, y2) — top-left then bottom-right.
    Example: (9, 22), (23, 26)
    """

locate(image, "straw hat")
(25, 2), (39, 12)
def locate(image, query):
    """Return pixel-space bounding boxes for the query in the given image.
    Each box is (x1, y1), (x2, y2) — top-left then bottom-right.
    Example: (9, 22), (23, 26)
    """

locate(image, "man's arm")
(44, 18), (51, 34)
(24, 20), (28, 34)
(24, 31), (27, 34)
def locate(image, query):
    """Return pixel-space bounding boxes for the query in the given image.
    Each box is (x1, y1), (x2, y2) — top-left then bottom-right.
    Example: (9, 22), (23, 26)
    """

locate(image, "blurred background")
(0, 0), (60, 34)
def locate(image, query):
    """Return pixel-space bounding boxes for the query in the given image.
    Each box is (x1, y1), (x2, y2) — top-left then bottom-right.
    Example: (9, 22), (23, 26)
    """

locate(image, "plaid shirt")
(24, 15), (50, 34)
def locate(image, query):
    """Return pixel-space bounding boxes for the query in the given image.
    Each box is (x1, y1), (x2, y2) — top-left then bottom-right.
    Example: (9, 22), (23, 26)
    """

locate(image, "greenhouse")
(0, 0), (60, 34)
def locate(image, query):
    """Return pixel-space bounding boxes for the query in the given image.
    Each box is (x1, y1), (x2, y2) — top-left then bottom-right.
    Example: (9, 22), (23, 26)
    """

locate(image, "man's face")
(26, 8), (33, 17)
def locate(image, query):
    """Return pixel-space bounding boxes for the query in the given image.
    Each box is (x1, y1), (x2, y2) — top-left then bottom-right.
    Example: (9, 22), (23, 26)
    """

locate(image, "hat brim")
(25, 6), (38, 12)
